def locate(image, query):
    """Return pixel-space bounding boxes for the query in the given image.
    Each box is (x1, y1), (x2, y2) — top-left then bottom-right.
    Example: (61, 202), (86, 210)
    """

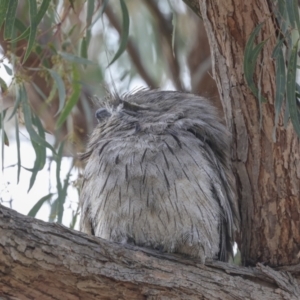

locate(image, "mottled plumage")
(80, 90), (239, 262)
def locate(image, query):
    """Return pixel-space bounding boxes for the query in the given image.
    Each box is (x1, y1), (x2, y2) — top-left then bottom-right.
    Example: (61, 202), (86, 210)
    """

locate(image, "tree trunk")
(197, 0), (300, 266)
(1, 205), (300, 300)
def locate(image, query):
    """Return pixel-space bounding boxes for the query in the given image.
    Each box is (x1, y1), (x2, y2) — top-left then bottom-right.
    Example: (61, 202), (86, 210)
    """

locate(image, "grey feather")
(80, 90), (240, 263)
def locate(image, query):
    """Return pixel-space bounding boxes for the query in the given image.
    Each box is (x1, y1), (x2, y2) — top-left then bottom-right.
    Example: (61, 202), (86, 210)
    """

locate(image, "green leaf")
(59, 51), (94, 65)
(107, 0), (129, 67)
(26, 114), (47, 192)
(0, 108), (9, 127)
(56, 142), (64, 194)
(56, 64), (81, 128)
(0, 1), (8, 29)
(286, 40), (300, 136)
(80, 37), (88, 59)
(49, 198), (58, 222)
(286, 0), (296, 28)
(46, 68), (66, 116)
(292, 0), (300, 32)
(0, 108), (9, 148)
(272, 39), (284, 58)
(12, 0), (51, 43)
(10, 18), (30, 43)
(32, 114), (47, 169)
(0, 77), (8, 92)
(86, 0), (94, 46)
(69, 205), (80, 229)
(28, 194), (53, 217)
(14, 18), (27, 32)
(277, 0), (288, 34)
(0, 108), (9, 171)
(15, 114), (21, 183)
(4, 0), (18, 40)
(2, 129), (9, 146)
(90, 0), (109, 28)
(57, 161), (73, 224)
(8, 85), (22, 120)
(23, 0), (38, 63)
(26, 145), (41, 191)
(272, 41), (286, 142)
(11, 26), (30, 43)
(244, 23), (267, 102)
(3, 64), (12, 76)
(19, 85), (56, 154)
(36, 0), (51, 24)
(56, 143), (64, 224)
(68, 24), (77, 37)
(31, 81), (47, 100)
(284, 99), (290, 127)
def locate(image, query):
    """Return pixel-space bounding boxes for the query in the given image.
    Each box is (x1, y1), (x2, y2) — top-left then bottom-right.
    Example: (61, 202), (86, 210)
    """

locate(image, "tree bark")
(1, 205), (300, 300)
(197, 0), (300, 266)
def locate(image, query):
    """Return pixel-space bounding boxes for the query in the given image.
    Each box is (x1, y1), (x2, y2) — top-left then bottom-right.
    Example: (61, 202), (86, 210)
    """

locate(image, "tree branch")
(0, 205), (299, 300)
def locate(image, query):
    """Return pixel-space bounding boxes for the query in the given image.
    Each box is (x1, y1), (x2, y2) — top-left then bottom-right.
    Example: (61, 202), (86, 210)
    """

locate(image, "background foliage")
(0, 0), (299, 229)
(0, 0), (218, 227)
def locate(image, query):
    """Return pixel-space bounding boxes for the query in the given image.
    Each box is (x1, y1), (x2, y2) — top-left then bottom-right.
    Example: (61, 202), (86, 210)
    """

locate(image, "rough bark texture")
(1, 205), (300, 300)
(198, 0), (300, 266)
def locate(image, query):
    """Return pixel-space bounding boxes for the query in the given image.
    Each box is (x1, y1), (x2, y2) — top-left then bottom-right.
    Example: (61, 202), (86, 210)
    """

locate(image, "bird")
(79, 90), (239, 263)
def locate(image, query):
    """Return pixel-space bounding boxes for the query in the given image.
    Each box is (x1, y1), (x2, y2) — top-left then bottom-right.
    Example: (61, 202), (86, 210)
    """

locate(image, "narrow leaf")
(56, 64), (81, 128)
(90, 0), (109, 28)
(8, 85), (22, 120)
(23, 0), (38, 63)
(0, 108), (9, 171)
(107, 0), (129, 67)
(272, 44), (286, 141)
(286, 40), (300, 136)
(244, 23), (267, 101)
(2, 129), (9, 146)
(277, 0), (288, 34)
(284, 99), (290, 127)
(49, 198), (58, 222)
(292, 0), (300, 32)
(14, 18), (27, 32)
(27, 144), (41, 191)
(31, 81), (47, 100)
(47, 68), (66, 116)
(56, 142), (64, 194)
(3, 64), (12, 76)
(15, 114), (21, 183)
(32, 114), (47, 170)
(0, 1), (8, 29)
(86, 0), (94, 46)
(20, 85), (56, 154)
(286, 0), (296, 28)
(11, 27), (29, 43)
(26, 114), (47, 192)
(28, 194), (53, 217)
(57, 161), (73, 224)
(70, 205), (80, 229)
(80, 37), (88, 59)
(36, 0), (51, 24)
(4, 0), (18, 39)
(11, 0), (50, 43)
(68, 24), (77, 37)
(0, 77), (8, 92)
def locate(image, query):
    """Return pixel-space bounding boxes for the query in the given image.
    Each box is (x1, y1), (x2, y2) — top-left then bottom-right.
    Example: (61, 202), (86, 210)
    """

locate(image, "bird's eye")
(95, 108), (111, 123)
